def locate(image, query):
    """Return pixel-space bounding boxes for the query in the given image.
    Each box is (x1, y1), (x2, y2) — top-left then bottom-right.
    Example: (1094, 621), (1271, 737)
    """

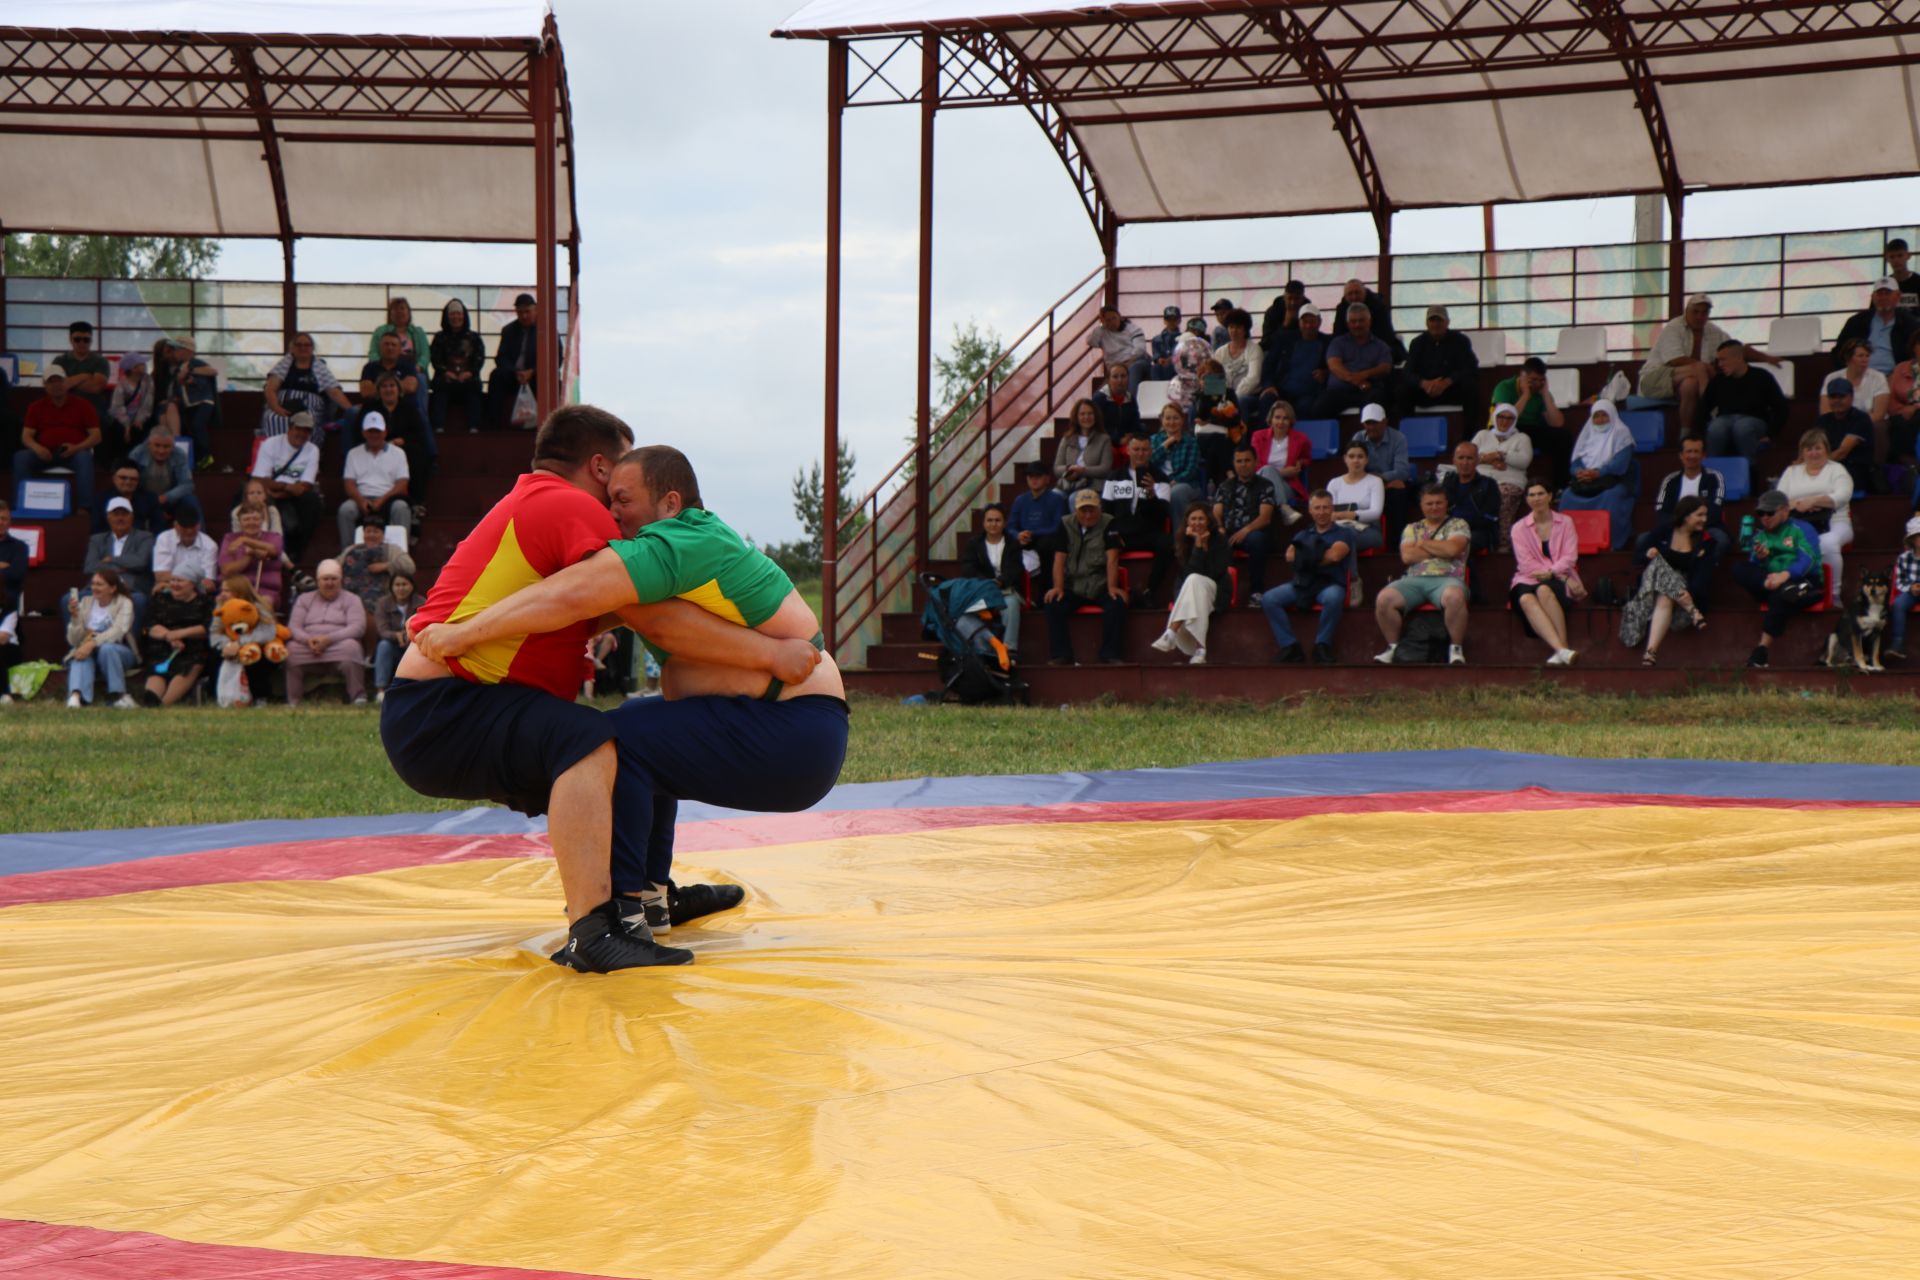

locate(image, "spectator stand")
(778, 2), (1920, 699)
(0, 6), (584, 700)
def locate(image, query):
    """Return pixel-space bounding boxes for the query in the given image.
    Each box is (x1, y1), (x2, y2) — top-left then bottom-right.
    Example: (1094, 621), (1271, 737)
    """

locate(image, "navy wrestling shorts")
(380, 675), (614, 818)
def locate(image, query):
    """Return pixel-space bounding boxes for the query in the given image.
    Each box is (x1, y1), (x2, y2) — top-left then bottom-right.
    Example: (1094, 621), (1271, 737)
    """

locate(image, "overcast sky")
(216, 0), (1920, 543)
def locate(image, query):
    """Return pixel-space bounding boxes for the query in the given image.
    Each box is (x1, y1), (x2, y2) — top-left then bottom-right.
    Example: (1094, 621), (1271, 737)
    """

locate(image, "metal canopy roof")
(776, 1), (1920, 235)
(0, 1), (575, 244)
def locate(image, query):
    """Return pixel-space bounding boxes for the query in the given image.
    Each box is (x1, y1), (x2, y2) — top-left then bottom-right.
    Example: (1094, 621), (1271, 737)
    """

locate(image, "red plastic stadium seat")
(1566, 510), (1611, 556)
(1075, 566), (1130, 614)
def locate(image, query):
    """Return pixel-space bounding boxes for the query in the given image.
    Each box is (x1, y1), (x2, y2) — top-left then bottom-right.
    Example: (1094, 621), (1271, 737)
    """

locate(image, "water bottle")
(1738, 514), (1754, 552)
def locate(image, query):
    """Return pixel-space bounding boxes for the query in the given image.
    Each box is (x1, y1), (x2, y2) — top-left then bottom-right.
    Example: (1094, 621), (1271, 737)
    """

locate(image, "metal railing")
(1, 277), (571, 390)
(829, 265), (1105, 664)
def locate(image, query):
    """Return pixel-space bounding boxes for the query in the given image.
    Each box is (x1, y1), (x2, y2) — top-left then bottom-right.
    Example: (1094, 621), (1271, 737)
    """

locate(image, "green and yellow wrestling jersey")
(611, 508), (795, 661)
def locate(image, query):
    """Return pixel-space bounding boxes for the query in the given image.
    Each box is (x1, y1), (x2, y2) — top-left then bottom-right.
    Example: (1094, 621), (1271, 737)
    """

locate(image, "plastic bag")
(1600, 369), (1632, 403)
(510, 384), (539, 429)
(7, 659), (56, 701)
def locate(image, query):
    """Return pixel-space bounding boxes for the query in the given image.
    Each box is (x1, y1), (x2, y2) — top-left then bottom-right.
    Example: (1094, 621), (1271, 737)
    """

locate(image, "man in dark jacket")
(487, 292), (565, 427)
(1101, 435), (1173, 603)
(1331, 278), (1403, 362)
(1441, 441), (1503, 559)
(1260, 306), (1330, 418)
(1700, 339), (1788, 462)
(1043, 489), (1126, 665)
(1259, 280), (1309, 351)
(1395, 305), (1480, 424)
(1832, 279), (1918, 376)
(1816, 379), (1877, 495)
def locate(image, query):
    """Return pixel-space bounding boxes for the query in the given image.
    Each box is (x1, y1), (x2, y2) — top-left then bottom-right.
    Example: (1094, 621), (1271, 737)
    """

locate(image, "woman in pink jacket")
(1509, 481), (1588, 667)
(1249, 400), (1312, 516)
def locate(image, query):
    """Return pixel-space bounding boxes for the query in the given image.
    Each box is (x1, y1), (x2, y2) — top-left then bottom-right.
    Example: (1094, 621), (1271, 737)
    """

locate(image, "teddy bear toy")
(212, 597), (290, 706)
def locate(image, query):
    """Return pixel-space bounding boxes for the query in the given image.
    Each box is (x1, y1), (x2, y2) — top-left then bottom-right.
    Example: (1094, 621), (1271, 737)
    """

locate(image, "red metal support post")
(1668, 195), (1686, 318)
(1376, 207), (1394, 310)
(1099, 207), (1118, 310)
(912, 34), (938, 577)
(531, 37), (559, 424)
(823, 39), (847, 655)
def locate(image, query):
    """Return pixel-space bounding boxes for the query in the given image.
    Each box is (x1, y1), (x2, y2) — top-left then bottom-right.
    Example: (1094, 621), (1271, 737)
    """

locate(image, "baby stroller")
(918, 574), (1028, 705)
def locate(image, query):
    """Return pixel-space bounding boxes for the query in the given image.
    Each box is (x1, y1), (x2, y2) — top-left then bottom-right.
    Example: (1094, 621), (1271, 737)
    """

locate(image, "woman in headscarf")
(1167, 317), (1212, 412)
(430, 298), (488, 434)
(1558, 398), (1636, 549)
(1468, 403), (1533, 550)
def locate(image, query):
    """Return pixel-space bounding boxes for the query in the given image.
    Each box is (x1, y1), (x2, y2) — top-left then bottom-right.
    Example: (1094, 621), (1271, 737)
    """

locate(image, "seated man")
(253, 411), (325, 561)
(0, 499), (28, 617)
(1043, 489), (1127, 666)
(409, 444), (848, 953)
(1816, 378), (1876, 495)
(52, 320), (113, 423)
(127, 429), (195, 530)
(285, 560), (368, 705)
(1147, 305), (1182, 382)
(1211, 443), (1277, 595)
(337, 413), (412, 549)
(84, 497), (156, 618)
(1700, 339), (1787, 462)
(1314, 303), (1394, 420)
(1635, 435), (1729, 600)
(1261, 305), (1328, 418)
(13, 371), (101, 510)
(1833, 278), (1918, 377)
(1490, 356), (1570, 487)
(91, 461), (161, 534)
(1733, 489), (1823, 670)
(385, 408), (815, 974)
(1259, 489), (1354, 665)
(1374, 483), (1470, 666)
(150, 501), (220, 596)
(1092, 362), (1141, 443)
(1350, 403), (1417, 539)
(1102, 434), (1174, 604)
(1331, 278), (1402, 361)
(1008, 460), (1068, 583)
(1638, 294), (1777, 430)
(357, 332), (423, 441)
(1396, 305), (1479, 423)
(1441, 441), (1502, 558)
(1084, 305), (1153, 392)
(341, 515), (415, 613)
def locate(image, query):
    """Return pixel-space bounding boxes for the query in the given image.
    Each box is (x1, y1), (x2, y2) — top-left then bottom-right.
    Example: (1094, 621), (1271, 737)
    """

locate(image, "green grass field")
(4, 687), (1917, 834)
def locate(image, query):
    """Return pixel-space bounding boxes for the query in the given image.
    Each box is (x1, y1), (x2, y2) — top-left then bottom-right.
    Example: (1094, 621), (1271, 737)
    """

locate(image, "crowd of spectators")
(1008, 252), (1920, 670)
(0, 293), (556, 707)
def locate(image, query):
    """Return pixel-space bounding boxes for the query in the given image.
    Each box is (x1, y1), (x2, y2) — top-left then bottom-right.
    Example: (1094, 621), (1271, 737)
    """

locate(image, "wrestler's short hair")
(617, 445), (704, 510)
(533, 405), (634, 468)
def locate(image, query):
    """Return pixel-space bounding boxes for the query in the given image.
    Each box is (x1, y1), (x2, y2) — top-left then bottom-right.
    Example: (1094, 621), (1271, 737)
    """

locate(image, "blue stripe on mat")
(3, 750), (1916, 876)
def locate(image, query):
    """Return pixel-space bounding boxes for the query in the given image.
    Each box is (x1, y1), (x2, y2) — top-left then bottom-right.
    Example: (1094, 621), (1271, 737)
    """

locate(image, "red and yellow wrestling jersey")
(409, 471), (619, 700)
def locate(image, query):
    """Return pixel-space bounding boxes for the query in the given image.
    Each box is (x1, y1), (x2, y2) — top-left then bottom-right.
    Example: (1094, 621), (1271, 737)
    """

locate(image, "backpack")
(1393, 611), (1450, 664)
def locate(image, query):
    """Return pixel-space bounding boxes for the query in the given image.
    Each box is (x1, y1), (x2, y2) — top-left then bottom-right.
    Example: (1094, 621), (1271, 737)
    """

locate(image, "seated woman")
(1508, 481), (1588, 666)
(260, 334), (354, 438)
(1620, 495), (1711, 665)
(107, 349), (157, 456)
(1151, 505), (1231, 664)
(213, 575), (285, 708)
(218, 501), (290, 611)
(64, 567), (137, 709)
(357, 371), (434, 502)
(1213, 308), (1262, 427)
(1886, 329), (1920, 467)
(1053, 398), (1115, 491)
(1325, 442), (1386, 553)
(961, 501), (1024, 652)
(430, 298), (488, 435)
(285, 559), (369, 706)
(228, 476), (285, 536)
(1249, 400), (1310, 519)
(155, 337), (221, 464)
(140, 572), (212, 706)
(1777, 428), (1854, 597)
(1150, 401), (1208, 529)
(342, 515), (416, 613)
(1558, 398), (1636, 549)
(373, 570), (418, 699)
(1469, 403), (1534, 550)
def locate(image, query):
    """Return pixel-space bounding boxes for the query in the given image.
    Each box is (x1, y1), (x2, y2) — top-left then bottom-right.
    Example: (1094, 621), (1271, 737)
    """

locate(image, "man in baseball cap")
(1151, 304), (1184, 381)
(490, 292), (547, 427)
(1889, 514), (1920, 660)
(1733, 489), (1823, 668)
(1044, 488), (1127, 666)
(15, 366), (102, 509)
(1834, 274), (1917, 377)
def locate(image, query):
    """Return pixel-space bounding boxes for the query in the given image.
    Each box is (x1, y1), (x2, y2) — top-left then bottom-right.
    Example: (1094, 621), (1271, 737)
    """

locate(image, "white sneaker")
(111, 694), (139, 709)
(1347, 576), (1362, 608)
(1150, 629), (1177, 654)
(1281, 504), (1304, 526)
(1188, 647), (1207, 665)
(1374, 647), (1398, 665)
(1448, 644), (1466, 666)
(66, 692), (83, 709)
(1546, 648), (1573, 667)
(351, 695), (369, 706)
(0, 693), (11, 705)
(377, 690), (386, 706)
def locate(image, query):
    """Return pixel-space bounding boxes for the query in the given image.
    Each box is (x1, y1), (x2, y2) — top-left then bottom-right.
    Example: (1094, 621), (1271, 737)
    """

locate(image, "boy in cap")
(1733, 489), (1823, 668)
(1149, 305), (1182, 380)
(1888, 516), (1920, 661)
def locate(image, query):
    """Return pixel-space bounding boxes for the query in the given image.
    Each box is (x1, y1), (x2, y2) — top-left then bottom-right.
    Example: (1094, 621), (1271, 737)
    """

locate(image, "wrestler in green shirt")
(609, 508), (794, 662)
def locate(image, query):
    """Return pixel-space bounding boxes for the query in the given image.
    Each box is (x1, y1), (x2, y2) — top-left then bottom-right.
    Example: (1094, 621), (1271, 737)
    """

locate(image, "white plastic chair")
(1548, 326), (1607, 365)
(1767, 315), (1824, 357)
(1546, 366), (1581, 406)
(1136, 379), (1170, 422)
(1764, 360), (1796, 398)
(1465, 329), (1508, 369)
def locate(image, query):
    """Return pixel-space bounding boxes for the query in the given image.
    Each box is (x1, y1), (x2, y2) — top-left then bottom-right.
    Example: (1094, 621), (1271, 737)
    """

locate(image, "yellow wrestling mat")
(4, 807), (1920, 1277)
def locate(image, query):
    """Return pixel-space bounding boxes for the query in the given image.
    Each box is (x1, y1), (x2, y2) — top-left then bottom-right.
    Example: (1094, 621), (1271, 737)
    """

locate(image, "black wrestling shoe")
(614, 890), (670, 937)
(550, 901), (692, 973)
(668, 880), (746, 927)
(1747, 645), (1770, 669)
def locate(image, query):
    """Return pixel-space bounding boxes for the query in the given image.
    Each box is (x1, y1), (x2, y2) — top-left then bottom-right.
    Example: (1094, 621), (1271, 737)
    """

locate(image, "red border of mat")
(5, 788), (1914, 908)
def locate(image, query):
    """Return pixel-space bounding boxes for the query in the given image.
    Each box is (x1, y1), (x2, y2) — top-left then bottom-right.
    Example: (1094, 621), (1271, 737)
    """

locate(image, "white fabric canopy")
(0, 2), (572, 242)
(779, 1), (1920, 222)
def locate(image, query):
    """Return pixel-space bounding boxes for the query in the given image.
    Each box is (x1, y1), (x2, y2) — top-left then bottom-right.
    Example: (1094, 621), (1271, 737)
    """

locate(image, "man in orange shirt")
(381, 406), (817, 973)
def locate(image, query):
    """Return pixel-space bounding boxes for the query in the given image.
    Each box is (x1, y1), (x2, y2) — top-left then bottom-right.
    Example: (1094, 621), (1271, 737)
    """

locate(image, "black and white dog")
(1821, 570), (1892, 672)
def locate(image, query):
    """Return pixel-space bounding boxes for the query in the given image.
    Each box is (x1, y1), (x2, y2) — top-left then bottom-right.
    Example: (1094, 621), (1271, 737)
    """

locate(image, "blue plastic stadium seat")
(1298, 418), (1341, 459)
(1707, 456), (1750, 501)
(1621, 409), (1665, 453)
(1400, 416), (1448, 458)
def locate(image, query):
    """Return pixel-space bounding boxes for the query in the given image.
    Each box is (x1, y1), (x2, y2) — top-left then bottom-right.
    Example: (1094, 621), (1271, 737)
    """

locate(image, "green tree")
(3, 234), (220, 279)
(787, 439), (861, 572)
(915, 320), (1010, 449)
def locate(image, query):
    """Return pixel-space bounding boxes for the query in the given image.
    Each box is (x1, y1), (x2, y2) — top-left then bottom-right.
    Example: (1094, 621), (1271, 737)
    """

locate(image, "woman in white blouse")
(1326, 442), (1385, 550)
(1777, 428), (1855, 597)
(1213, 308), (1262, 423)
(1469, 402), (1534, 550)
(1824, 338), (1892, 429)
